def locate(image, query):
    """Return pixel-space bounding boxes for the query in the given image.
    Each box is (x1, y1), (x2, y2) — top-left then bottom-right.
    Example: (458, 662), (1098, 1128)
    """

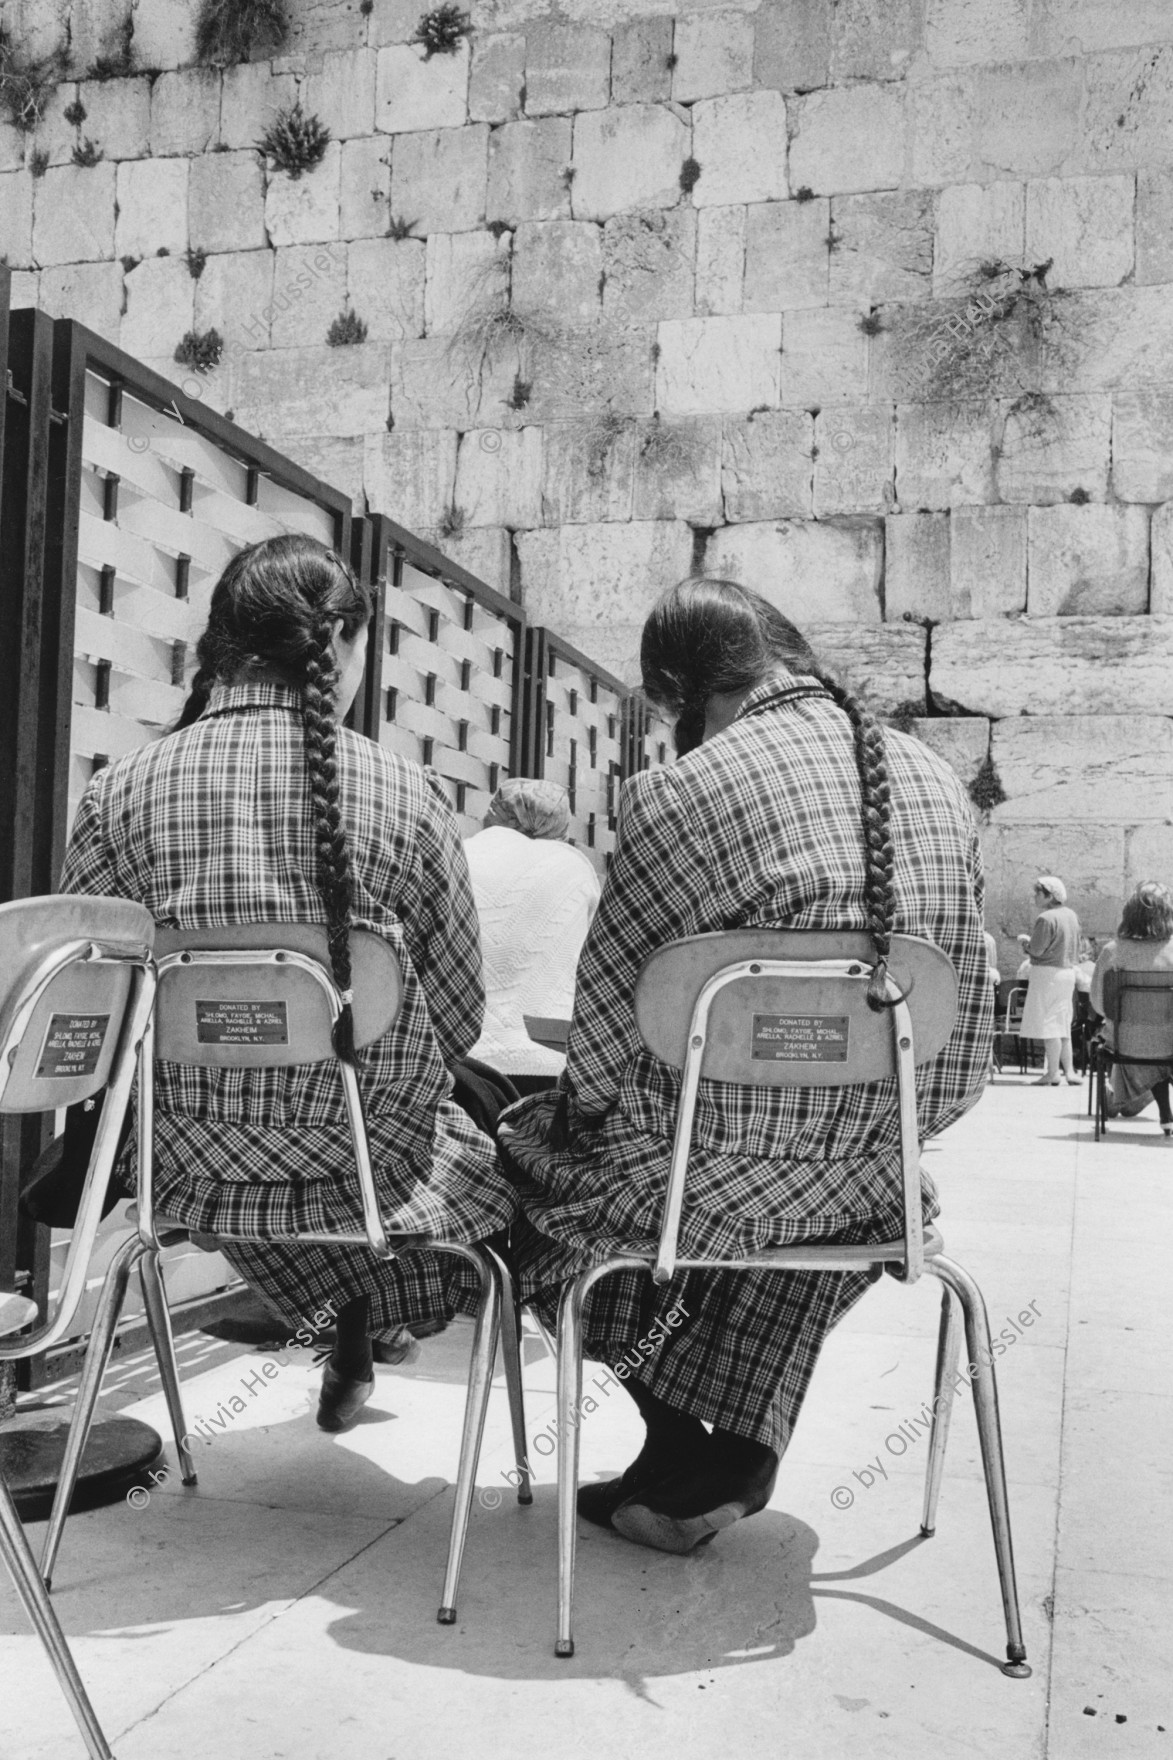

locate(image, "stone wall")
(3, 0), (1173, 962)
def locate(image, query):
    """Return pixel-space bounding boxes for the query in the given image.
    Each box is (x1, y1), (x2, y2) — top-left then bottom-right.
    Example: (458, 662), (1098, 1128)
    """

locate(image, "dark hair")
(640, 576), (897, 1012)
(1119, 881), (1173, 942)
(175, 534), (372, 1059)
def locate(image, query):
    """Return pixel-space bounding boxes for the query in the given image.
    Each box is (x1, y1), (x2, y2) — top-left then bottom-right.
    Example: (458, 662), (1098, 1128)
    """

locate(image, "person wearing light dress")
(1017, 875), (1081, 1086)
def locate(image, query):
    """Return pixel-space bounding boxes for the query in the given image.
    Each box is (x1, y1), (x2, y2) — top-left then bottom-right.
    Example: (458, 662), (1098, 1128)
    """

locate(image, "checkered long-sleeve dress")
(499, 677), (992, 1452)
(59, 680), (518, 1334)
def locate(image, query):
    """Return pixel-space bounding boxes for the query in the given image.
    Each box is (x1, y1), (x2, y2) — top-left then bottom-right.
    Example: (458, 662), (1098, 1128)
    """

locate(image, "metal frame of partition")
(519, 626), (630, 865)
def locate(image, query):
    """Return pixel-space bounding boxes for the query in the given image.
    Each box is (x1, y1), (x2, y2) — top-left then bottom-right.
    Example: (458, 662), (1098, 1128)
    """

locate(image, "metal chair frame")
(553, 942), (1030, 1679)
(1090, 968), (1173, 1142)
(41, 938), (530, 1626)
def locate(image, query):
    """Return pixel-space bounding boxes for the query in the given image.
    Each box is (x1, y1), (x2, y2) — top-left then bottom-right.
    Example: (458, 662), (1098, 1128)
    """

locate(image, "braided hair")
(640, 576), (898, 1012)
(175, 534), (372, 1058)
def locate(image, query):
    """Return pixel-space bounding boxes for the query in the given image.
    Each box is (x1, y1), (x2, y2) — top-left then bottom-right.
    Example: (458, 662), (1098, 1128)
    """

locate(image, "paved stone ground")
(1, 1075), (1169, 1759)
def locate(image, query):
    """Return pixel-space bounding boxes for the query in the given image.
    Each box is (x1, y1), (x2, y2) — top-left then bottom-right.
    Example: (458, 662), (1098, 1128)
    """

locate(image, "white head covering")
(487, 778), (571, 841)
(1035, 875), (1067, 904)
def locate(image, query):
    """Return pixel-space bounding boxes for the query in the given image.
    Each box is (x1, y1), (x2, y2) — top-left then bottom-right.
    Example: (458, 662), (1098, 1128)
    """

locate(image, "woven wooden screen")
(522, 629), (629, 870)
(359, 515), (524, 839)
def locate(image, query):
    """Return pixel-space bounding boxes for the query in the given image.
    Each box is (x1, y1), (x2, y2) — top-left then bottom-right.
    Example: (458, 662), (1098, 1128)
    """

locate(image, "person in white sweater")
(464, 779), (601, 1094)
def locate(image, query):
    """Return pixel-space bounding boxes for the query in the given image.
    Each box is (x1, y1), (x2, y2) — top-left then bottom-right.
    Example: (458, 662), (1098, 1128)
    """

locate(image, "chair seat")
(610, 1223), (945, 1272)
(0, 1290), (39, 1338)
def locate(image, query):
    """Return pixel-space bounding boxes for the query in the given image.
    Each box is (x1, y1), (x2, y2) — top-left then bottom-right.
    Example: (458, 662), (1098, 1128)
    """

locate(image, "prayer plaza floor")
(2, 1076), (1169, 1759)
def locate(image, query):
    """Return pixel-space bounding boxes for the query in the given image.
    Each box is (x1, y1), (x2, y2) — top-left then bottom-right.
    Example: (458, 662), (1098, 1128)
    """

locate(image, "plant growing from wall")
(71, 136), (103, 166)
(638, 412), (705, 474)
(437, 501), (465, 538)
(174, 328), (224, 373)
(0, 27), (67, 132)
(968, 754), (1008, 816)
(186, 247), (207, 279)
(413, 6), (472, 59)
(886, 700), (922, 734)
(892, 259), (1072, 404)
(257, 105), (331, 179)
(679, 157), (701, 194)
(88, 10), (135, 80)
(326, 307), (369, 346)
(63, 98), (86, 125)
(583, 407), (627, 479)
(196, 0), (290, 66)
(505, 373), (532, 410)
(386, 214), (419, 240)
(29, 145), (50, 177)
(447, 254), (551, 406)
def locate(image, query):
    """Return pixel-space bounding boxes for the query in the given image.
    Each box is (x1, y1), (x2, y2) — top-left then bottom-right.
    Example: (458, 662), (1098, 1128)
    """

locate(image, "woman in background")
(1017, 876), (1081, 1086)
(1090, 881), (1173, 1133)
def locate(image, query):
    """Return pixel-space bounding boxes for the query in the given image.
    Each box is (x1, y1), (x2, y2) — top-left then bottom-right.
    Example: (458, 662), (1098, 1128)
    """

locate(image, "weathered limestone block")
(340, 137), (390, 241)
(76, 76), (150, 160)
(753, 0), (830, 95)
(393, 334), (503, 428)
(705, 518), (883, 623)
(304, 49), (379, 140)
(264, 142), (342, 246)
(538, 620), (644, 687)
(981, 821), (1125, 949)
(995, 394), (1112, 505)
(513, 220), (603, 323)
(894, 400), (996, 509)
(907, 72), (979, 188)
(33, 163), (116, 265)
(376, 42), (470, 133)
(190, 153), (267, 255)
(932, 617), (1173, 716)
(612, 17), (674, 105)
(951, 505), (1027, 618)
(990, 716), (1173, 824)
(933, 180), (1024, 294)
(235, 342), (394, 437)
(115, 158), (189, 259)
(365, 0), (421, 46)
(831, 0), (922, 81)
(516, 520), (695, 631)
(722, 410), (813, 521)
(1111, 391), (1173, 504)
(743, 199), (829, 312)
(672, 14), (755, 103)
(924, 0), (1030, 68)
(829, 190), (933, 306)
(805, 623), (928, 713)
(424, 231), (503, 338)
(392, 126), (488, 234)
(523, 323), (656, 424)
(691, 92), (789, 208)
(285, 0), (366, 54)
(632, 418), (723, 523)
(524, 25), (611, 116)
(884, 512), (951, 623)
(657, 313), (782, 415)
(7, 270), (38, 306)
(1024, 174), (1134, 289)
(351, 236), (426, 341)
(1148, 503), (1173, 613)
(120, 257), (194, 359)
(220, 64), (298, 152)
(603, 209), (696, 323)
(269, 245), (347, 347)
(781, 306), (868, 407)
(906, 717), (990, 785)
(541, 418), (637, 525)
(0, 174), (32, 267)
(284, 436), (364, 511)
(1126, 824), (1173, 894)
(418, 525), (513, 598)
(363, 428), (457, 529)
(38, 261), (121, 342)
(1135, 167), (1173, 286)
(788, 86), (904, 196)
(194, 251), (276, 352)
(974, 59), (1084, 178)
(454, 426), (544, 528)
(1078, 44), (1173, 175)
(571, 105), (689, 221)
(127, 0), (199, 69)
(487, 117), (572, 224)
(695, 206), (746, 317)
(1040, 286), (1173, 398)
(814, 405), (893, 516)
(1027, 504), (1149, 616)
(470, 34), (525, 123)
(148, 70), (220, 158)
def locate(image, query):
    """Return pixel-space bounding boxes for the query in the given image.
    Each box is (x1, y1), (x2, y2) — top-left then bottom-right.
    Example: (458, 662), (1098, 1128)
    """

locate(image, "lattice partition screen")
(525, 630), (628, 869)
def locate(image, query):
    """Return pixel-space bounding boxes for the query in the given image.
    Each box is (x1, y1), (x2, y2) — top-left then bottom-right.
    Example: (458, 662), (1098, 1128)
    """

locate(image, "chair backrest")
(1004, 985), (1026, 1032)
(633, 930), (960, 1286)
(1102, 968), (1173, 1064)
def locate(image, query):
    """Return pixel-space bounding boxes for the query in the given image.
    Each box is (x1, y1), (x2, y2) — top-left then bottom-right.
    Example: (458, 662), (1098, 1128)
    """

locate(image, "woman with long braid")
(60, 534), (517, 1430)
(500, 577), (991, 1553)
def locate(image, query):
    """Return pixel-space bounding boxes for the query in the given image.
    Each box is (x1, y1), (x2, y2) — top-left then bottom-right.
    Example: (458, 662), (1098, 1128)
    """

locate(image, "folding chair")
(1092, 968), (1173, 1142)
(0, 893), (158, 1760)
(992, 982), (1028, 1077)
(41, 923), (530, 1625)
(553, 928), (1030, 1678)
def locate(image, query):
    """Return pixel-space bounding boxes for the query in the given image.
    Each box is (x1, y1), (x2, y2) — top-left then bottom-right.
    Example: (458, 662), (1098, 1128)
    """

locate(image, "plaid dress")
(59, 680), (518, 1334)
(500, 677), (992, 1452)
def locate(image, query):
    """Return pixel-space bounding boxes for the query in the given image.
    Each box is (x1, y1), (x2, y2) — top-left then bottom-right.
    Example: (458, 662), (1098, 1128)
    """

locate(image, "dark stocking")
(330, 1295), (373, 1380)
(1155, 1080), (1172, 1125)
(625, 1378), (710, 1469)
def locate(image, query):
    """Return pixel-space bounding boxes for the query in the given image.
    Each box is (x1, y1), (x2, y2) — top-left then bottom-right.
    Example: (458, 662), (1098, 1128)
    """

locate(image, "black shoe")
(611, 1446), (779, 1556)
(577, 1426), (714, 1530)
(316, 1363), (375, 1432)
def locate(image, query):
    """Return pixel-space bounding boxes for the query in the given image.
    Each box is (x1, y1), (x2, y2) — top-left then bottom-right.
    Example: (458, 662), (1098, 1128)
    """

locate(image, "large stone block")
(829, 190), (933, 306)
(375, 41), (470, 134)
(523, 323), (657, 424)
(672, 14), (755, 103)
(656, 313), (782, 415)
(981, 821), (1125, 949)
(423, 230), (504, 336)
(924, 0), (1030, 67)
(695, 205), (746, 317)
(148, 70), (220, 158)
(995, 393), (1112, 505)
(705, 517), (883, 622)
(487, 116), (572, 224)
(1125, 823), (1173, 895)
(454, 425), (544, 527)
(1078, 45), (1173, 175)
(931, 617), (1173, 716)
(603, 208), (695, 323)
(304, 49), (379, 141)
(350, 236), (426, 341)
(129, 0), (199, 69)
(781, 306), (869, 407)
(0, 173), (32, 268)
(417, 524), (513, 598)
(469, 34), (524, 124)
(38, 260), (121, 342)
(363, 427), (457, 529)
(264, 142), (342, 247)
(570, 104), (689, 221)
(194, 251), (276, 353)
(340, 137), (391, 241)
(950, 504), (1027, 618)
(933, 180), (1025, 294)
(753, 0), (830, 94)
(805, 623), (928, 713)
(120, 257), (194, 360)
(907, 73), (979, 188)
(365, 0), (422, 47)
(513, 220), (603, 323)
(1135, 167), (1173, 286)
(220, 64), (299, 152)
(1038, 285), (1173, 397)
(33, 163), (116, 265)
(742, 198), (829, 313)
(1024, 174), (1134, 290)
(906, 716), (990, 786)
(541, 418), (637, 525)
(813, 405), (894, 516)
(612, 17), (674, 105)
(723, 410), (814, 522)
(268, 244), (347, 348)
(1148, 502), (1173, 613)
(115, 157), (189, 259)
(77, 76), (150, 161)
(884, 512), (951, 623)
(190, 153), (266, 255)
(516, 520), (694, 630)
(788, 86), (904, 196)
(989, 716), (1173, 824)
(831, 0), (922, 81)
(1027, 504), (1149, 616)
(894, 400), (997, 510)
(393, 334), (490, 428)
(392, 126), (488, 234)
(690, 92), (789, 208)
(632, 417), (723, 523)
(973, 58), (1083, 178)
(1111, 391), (1173, 504)
(235, 342), (394, 438)
(283, 436), (364, 510)
(524, 25), (611, 116)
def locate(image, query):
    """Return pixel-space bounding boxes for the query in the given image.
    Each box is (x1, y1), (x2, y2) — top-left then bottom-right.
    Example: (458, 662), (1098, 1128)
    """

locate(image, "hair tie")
(338, 987), (354, 1005)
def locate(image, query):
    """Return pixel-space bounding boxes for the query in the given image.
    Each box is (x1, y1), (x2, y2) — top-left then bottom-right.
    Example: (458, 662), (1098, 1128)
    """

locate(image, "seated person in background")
(500, 577), (991, 1557)
(1074, 937), (1098, 993)
(59, 534), (518, 1431)
(464, 780), (601, 1097)
(1090, 881), (1173, 1134)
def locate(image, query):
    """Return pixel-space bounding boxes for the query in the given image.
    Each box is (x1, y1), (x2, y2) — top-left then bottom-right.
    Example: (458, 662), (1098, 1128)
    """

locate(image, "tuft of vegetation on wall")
(174, 329), (224, 374)
(256, 104), (331, 179)
(195, 0), (290, 66)
(413, 6), (472, 59)
(0, 27), (67, 132)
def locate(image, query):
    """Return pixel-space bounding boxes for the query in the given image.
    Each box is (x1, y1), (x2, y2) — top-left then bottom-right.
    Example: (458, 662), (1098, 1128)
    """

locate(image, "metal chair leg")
(436, 1246), (501, 1625)
(555, 1271), (590, 1659)
(927, 1255), (1031, 1679)
(41, 1234), (143, 1592)
(921, 1283), (961, 1536)
(485, 1247), (532, 1505)
(0, 1472), (114, 1760)
(137, 1252), (197, 1488)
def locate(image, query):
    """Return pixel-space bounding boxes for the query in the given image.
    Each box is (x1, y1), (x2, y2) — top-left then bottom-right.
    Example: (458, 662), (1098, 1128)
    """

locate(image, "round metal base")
(0, 1417), (164, 1522)
(437, 1606), (457, 1625)
(1001, 1659), (1033, 1679)
(518, 1489), (534, 1506)
(919, 1524), (936, 1538)
(555, 1638), (574, 1658)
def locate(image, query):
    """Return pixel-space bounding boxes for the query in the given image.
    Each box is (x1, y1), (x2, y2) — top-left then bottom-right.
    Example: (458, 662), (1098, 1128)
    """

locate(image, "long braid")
(302, 621), (357, 1061)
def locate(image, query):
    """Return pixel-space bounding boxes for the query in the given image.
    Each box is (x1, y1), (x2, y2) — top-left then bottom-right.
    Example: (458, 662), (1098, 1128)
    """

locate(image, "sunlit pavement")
(2, 1074), (1169, 1759)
